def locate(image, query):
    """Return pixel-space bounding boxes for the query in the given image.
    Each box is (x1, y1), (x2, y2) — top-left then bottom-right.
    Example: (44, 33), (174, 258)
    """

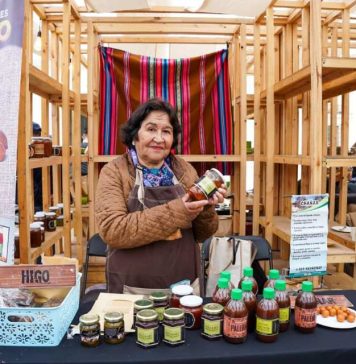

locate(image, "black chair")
(81, 233), (107, 299)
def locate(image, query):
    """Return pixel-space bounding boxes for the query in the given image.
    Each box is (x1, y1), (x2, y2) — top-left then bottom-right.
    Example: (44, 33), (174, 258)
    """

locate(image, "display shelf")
(273, 155), (311, 166)
(30, 227), (65, 260)
(29, 156), (63, 169)
(323, 156), (356, 168)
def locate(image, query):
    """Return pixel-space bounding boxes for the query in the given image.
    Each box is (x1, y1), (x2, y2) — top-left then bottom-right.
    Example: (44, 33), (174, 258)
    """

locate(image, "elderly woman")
(95, 98), (226, 294)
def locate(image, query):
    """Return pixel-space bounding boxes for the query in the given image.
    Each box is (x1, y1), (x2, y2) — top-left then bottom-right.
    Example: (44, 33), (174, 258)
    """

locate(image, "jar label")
(155, 307), (165, 322)
(294, 307), (316, 328)
(202, 318), (222, 337)
(48, 220), (56, 229)
(163, 325), (183, 343)
(256, 317), (279, 336)
(33, 144), (45, 155)
(104, 327), (124, 340)
(223, 315), (247, 338)
(196, 176), (216, 196)
(279, 307), (290, 323)
(136, 327), (158, 346)
(184, 312), (196, 329)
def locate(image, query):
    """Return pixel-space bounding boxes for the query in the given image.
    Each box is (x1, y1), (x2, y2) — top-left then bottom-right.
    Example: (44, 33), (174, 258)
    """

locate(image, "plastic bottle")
(294, 281), (317, 333)
(223, 288), (248, 344)
(212, 271), (234, 297)
(274, 280), (290, 332)
(238, 266), (258, 295)
(212, 278), (231, 306)
(241, 280), (257, 332)
(256, 287), (279, 343)
(264, 269), (280, 289)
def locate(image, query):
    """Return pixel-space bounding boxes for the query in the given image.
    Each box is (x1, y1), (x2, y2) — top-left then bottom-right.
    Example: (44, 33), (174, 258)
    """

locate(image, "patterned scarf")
(129, 148), (175, 187)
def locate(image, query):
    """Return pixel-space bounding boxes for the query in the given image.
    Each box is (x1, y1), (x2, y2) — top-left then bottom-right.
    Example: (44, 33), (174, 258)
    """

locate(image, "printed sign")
(289, 194), (329, 278)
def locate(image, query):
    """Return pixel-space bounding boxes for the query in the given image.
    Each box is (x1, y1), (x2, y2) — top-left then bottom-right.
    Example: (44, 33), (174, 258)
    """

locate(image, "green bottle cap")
(302, 281), (313, 292)
(220, 271), (231, 281)
(269, 269), (280, 280)
(275, 280), (286, 291)
(231, 288), (242, 300)
(218, 277), (229, 289)
(263, 287), (275, 299)
(243, 266), (253, 277)
(241, 280), (253, 292)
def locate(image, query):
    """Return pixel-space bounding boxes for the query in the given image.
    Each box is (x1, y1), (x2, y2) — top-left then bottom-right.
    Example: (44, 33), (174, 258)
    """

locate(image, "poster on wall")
(289, 194), (329, 278)
(0, 0), (25, 264)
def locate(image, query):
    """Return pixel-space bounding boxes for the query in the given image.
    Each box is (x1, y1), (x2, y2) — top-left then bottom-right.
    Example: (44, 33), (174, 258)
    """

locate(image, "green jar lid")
(136, 309), (158, 322)
(218, 277), (229, 289)
(163, 308), (184, 320)
(243, 266), (253, 277)
(269, 269), (280, 280)
(134, 299), (154, 310)
(302, 281), (313, 292)
(79, 313), (100, 325)
(275, 280), (286, 291)
(104, 311), (124, 322)
(149, 291), (168, 301)
(241, 280), (253, 292)
(263, 287), (275, 299)
(203, 303), (224, 315)
(220, 271), (231, 281)
(231, 288), (243, 300)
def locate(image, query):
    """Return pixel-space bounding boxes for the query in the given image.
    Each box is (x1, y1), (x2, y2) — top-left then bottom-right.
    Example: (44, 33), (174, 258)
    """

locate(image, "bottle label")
(279, 307), (290, 323)
(202, 318), (222, 337)
(184, 312), (196, 329)
(163, 325), (183, 343)
(196, 176), (216, 196)
(294, 307), (316, 328)
(136, 327), (158, 346)
(256, 317), (279, 336)
(223, 315), (247, 338)
(33, 144), (45, 155)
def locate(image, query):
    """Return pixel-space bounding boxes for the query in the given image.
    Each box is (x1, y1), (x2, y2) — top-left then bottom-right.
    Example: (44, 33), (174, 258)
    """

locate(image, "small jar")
(104, 312), (125, 344)
(170, 285), (193, 308)
(135, 309), (159, 348)
(201, 303), (224, 340)
(34, 211), (46, 224)
(188, 168), (224, 201)
(35, 221), (45, 242)
(45, 212), (57, 232)
(42, 136), (52, 157)
(49, 206), (60, 217)
(56, 203), (64, 216)
(162, 308), (185, 346)
(79, 313), (100, 347)
(134, 299), (154, 326)
(30, 222), (42, 248)
(14, 229), (20, 259)
(149, 292), (169, 322)
(52, 145), (62, 156)
(56, 215), (64, 227)
(30, 137), (45, 158)
(179, 295), (203, 330)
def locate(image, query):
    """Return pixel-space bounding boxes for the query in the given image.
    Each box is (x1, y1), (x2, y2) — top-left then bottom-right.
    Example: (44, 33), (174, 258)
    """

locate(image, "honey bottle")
(263, 269), (280, 289)
(212, 278), (231, 306)
(274, 280), (290, 332)
(238, 266), (258, 295)
(294, 281), (317, 333)
(241, 280), (257, 333)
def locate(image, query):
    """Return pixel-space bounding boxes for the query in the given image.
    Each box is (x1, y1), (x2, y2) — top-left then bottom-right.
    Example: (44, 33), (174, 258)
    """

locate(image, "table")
(2, 290), (356, 364)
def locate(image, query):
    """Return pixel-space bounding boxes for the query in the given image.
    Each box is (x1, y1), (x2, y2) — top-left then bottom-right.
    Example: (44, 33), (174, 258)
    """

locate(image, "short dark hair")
(121, 98), (181, 149)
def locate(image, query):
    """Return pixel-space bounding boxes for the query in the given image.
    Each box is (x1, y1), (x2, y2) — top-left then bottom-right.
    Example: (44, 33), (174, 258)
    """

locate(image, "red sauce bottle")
(212, 271), (234, 297)
(274, 280), (290, 332)
(212, 278), (231, 306)
(238, 266), (258, 295)
(294, 281), (317, 333)
(263, 269), (280, 289)
(256, 287), (279, 343)
(241, 280), (257, 333)
(223, 288), (248, 344)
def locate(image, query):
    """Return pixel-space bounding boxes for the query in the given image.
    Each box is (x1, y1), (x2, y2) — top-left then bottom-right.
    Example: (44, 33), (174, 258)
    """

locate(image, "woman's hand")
(207, 184), (227, 205)
(182, 193), (208, 220)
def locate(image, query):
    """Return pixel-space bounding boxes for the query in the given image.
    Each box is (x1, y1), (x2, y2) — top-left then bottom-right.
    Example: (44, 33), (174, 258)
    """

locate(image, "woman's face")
(134, 110), (174, 168)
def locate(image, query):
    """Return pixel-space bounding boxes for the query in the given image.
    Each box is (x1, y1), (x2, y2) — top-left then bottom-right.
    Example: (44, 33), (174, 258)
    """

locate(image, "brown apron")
(106, 167), (199, 293)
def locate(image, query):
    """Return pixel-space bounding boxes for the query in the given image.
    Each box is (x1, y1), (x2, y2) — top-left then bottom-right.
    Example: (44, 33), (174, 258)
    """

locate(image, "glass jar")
(14, 228), (20, 259)
(170, 285), (193, 308)
(162, 308), (185, 346)
(45, 212), (57, 232)
(49, 206), (60, 217)
(149, 292), (169, 322)
(179, 295), (203, 330)
(34, 211), (46, 224)
(201, 303), (224, 340)
(56, 203), (64, 216)
(79, 313), (100, 347)
(52, 145), (62, 156)
(188, 168), (224, 201)
(30, 222), (42, 248)
(135, 309), (159, 348)
(42, 136), (52, 157)
(134, 299), (154, 326)
(104, 312), (125, 344)
(56, 215), (64, 227)
(30, 137), (45, 158)
(35, 222), (45, 242)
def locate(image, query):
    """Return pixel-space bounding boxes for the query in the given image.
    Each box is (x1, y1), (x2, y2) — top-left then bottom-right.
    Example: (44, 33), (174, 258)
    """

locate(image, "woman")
(95, 98), (227, 294)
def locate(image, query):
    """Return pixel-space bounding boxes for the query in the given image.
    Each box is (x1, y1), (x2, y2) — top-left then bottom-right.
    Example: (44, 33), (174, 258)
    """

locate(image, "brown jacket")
(95, 153), (219, 248)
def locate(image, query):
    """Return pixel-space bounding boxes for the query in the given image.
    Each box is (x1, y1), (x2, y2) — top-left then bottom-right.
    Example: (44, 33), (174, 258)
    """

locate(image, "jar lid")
(42, 136), (52, 140)
(164, 308), (184, 320)
(57, 215), (64, 220)
(45, 212), (56, 217)
(179, 295), (203, 308)
(79, 313), (100, 325)
(209, 168), (225, 182)
(203, 303), (224, 315)
(104, 311), (124, 322)
(149, 291), (168, 301)
(56, 203), (64, 208)
(49, 206), (59, 210)
(134, 299), (154, 310)
(52, 145), (62, 148)
(136, 309), (158, 322)
(30, 222), (42, 229)
(34, 212), (46, 218)
(31, 137), (43, 141)
(171, 285), (193, 296)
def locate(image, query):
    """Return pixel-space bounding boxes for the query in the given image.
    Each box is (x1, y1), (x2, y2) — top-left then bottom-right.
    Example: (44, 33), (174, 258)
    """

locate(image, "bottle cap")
(302, 281), (313, 292)
(217, 277), (229, 289)
(220, 271), (231, 281)
(269, 269), (280, 280)
(243, 266), (253, 277)
(263, 287), (275, 299)
(231, 288), (242, 300)
(275, 280), (286, 291)
(241, 280), (253, 292)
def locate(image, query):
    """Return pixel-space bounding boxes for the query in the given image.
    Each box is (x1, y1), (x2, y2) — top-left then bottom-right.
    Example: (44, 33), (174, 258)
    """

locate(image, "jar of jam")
(274, 280), (290, 332)
(42, 136), (52, 157)
(30, 137), (45, 158)
(30, 222), (42, 248)
(264, 269), (280, 289)
(56, 203), (64, 216)
(149, 292), (169, 322)
(134, 299), (154, 326)
(49, 206), (60, 217)
(188, 168), (224, 201)
(45, 212), (57, 232)
(135, 309), (159, 348)
(52, 145), (62, 156)
(104, 312), (125, 344)
(241, 280), (257, 333)
(212, 278), (231, 306)
(162, 308), (185, 346)
(170, 285), (193, 308)
(201, 303), (224, 340)
(238, 266), (258, 295)
(256, 287), (279, 343)
(35, 222), (45, 242)
(14, 228), (20, 259)
(223, 288), (248, 344)
(56, 215), (64, 227)
(79, 313), (100, 347)
(294, 281), (317, 333)
(179, 295), (203, 330)
(34, 211), (46, 224)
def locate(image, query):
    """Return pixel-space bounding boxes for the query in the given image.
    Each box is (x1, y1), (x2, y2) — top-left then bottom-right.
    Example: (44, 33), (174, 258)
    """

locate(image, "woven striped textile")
(99, 46), (233, 173)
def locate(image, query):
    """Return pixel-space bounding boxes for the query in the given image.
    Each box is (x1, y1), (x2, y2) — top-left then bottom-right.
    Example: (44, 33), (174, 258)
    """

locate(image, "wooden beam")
(100, 36), (231, 44)
(256, 0), (279, 23)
